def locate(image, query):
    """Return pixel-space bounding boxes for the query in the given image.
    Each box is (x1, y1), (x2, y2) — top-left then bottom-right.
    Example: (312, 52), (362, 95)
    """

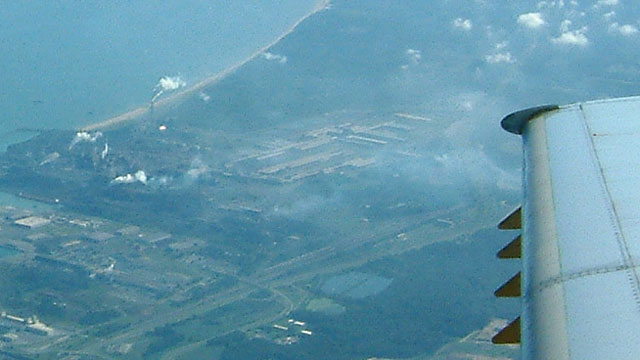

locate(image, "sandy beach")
(82, 0), (330, 132)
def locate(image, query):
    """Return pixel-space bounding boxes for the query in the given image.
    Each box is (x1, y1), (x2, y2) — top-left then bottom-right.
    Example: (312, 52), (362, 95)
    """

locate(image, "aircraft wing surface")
(494, 96), (640, 359)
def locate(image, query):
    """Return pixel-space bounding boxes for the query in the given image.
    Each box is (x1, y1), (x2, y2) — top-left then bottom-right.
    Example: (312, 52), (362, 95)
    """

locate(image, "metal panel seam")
(534, 263), (640, 293)
(522, 115), (571, 359)
(579, 104), (640, 312)
(542, 112), (572, 360)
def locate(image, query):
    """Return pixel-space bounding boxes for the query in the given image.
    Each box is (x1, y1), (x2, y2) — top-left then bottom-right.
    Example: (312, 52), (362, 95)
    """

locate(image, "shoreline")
(82, 0), (331, 132)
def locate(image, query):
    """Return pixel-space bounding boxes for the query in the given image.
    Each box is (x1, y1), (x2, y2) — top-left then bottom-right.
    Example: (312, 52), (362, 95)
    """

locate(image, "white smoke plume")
(69, 131), (102, 150)
(199, 92), (211, 102)
(39, 152), (60, 166)
(187, 159), (209, 179)
(179, 157), (210, 187)
(148, 175), (172, 187)
(111, 170), (147, 185)
(151, 76), (186, 103)
(262, 52), (288, 64)
(101, 143), (109, 159)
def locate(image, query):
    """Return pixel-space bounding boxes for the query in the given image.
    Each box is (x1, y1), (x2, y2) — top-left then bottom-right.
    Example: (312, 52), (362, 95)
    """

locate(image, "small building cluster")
(0, 311), (55, 343)
(270, 318), (313, 342)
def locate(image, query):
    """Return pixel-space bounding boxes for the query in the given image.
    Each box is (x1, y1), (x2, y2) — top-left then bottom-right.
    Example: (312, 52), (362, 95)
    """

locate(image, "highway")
(49, 203), (485, 359)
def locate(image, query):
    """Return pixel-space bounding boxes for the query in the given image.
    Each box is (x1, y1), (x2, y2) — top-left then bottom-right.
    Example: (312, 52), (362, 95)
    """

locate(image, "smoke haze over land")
(1, 1), (640, 359)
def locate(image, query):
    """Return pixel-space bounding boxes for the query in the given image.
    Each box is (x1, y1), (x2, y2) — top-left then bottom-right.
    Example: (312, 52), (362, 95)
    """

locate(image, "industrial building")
(13, 216), (50, 229)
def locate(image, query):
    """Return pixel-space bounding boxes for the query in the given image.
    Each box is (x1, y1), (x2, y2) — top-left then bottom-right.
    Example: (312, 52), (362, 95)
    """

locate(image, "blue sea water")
(0, 1), (320, 132)
(0, 129), (40, 153)
(0, 191), (56, 212)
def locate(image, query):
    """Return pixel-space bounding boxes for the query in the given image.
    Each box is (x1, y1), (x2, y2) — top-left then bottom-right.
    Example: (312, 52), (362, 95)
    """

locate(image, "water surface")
(0, 1), (321, 132)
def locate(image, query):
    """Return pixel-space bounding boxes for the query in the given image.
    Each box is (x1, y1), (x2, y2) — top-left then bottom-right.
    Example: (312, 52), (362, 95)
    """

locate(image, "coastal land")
(0, 0), (521, 358)
(82, 0), (331, 132)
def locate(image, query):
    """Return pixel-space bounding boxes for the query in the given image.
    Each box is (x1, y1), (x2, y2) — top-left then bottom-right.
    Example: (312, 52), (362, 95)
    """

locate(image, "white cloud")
(262, 52), (287, 64)
(485, 52), (515, 64)
(552, 27), (589, 46)
(553, 20), (589, 46)
(537, 1), (565, 8)
(560, 19), (572, 32)
(453, 18), (473, 30)
(603, 11), (615, 20)
(518, 12), (546, 29)
(619, 25), (639, 36)
(401, 49), (422, 70)
(406, 48), (422, 63)
(596, 0), (618, 6)
(610, 22), (639, 36)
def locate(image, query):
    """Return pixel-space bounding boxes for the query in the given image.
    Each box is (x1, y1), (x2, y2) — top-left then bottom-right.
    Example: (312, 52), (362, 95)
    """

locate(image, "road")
(42, 204), (485, 358)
